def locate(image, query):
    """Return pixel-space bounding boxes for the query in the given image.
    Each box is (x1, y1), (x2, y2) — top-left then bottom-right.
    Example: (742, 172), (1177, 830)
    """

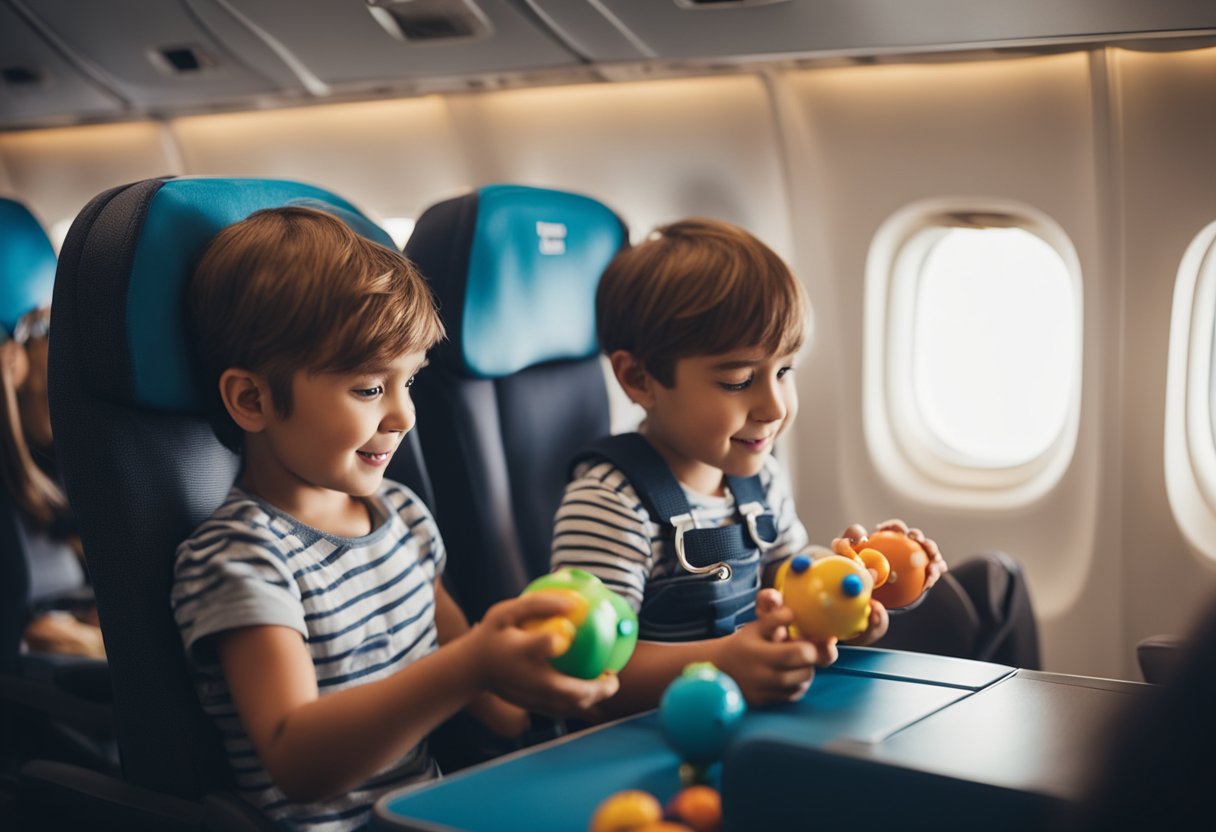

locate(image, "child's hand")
(844, 599), (889, 646)
(834, 519), (948, 595)
(711, 589), (834, 706)
(471, 593), (620, 718)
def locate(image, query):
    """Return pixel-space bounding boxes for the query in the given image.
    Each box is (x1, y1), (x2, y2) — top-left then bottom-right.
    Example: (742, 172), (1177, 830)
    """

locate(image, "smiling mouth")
(357, 450), (393, 463)
(733, 436), (771, 449)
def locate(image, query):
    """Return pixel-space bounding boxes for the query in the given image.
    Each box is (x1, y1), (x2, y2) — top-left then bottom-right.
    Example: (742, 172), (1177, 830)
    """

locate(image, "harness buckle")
(739, 501), (774, 551)
(671, 512), (732, 581)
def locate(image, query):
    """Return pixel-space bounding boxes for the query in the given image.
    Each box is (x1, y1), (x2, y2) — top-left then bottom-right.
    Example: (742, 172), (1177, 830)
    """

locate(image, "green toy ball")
(522, 568), (638, 679)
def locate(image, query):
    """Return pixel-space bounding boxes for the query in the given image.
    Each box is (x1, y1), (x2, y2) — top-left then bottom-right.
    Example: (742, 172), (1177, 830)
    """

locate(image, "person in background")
(1, 305), (104, 661)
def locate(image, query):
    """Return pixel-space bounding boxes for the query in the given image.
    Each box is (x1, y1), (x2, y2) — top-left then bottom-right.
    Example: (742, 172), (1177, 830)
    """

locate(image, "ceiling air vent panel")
(221, 0), (578, 88)
(12, 0), (297, 110)
(0, 3), (123, 127)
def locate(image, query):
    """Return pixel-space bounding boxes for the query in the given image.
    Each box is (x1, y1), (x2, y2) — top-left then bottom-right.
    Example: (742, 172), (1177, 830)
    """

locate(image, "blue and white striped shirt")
(551, 456), (808, 618)
(172, 480), (445, 832)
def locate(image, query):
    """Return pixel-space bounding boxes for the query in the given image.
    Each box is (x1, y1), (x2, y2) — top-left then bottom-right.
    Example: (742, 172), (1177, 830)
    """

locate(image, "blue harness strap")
(572, 433), (777, 640)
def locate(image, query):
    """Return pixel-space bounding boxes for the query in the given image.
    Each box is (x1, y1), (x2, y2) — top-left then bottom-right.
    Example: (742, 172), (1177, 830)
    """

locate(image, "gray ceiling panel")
(222, 0), (580, 89)
(11, 0), (301, 110)
(532, 0), (1216, 61)
(0, 2), (124, 126)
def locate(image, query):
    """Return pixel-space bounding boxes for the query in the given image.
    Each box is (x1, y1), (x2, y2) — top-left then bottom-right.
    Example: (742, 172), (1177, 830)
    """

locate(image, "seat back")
(47, 177), (425, 800)
(1069, 595), (1216, 829)
(880, 551), (1041, 669)
(402, 184), (627, 621)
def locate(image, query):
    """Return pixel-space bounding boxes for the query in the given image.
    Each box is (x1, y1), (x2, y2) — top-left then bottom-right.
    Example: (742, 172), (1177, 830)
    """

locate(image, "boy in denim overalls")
(552, 218), (946, 716)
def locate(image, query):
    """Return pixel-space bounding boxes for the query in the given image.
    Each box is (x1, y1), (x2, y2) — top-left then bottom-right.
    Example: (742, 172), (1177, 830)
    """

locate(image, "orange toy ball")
(665, 785), (722, 832)
(865, 530), (930, 609)
(589, 790), (663, 832)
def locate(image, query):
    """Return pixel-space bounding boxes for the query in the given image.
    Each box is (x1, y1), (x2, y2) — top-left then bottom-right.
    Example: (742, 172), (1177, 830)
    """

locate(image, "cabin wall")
(2, 44), (1214, 680)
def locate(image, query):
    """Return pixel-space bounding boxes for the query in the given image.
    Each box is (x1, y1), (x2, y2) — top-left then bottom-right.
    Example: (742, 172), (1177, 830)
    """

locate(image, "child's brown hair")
(595, 218), (808, 386)
(188, 206), (444, 451)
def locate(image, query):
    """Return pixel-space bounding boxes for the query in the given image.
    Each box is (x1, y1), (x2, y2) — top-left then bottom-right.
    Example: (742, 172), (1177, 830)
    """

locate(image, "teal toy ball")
(659, 662), (746, 766)
(521, 568), (639, 679)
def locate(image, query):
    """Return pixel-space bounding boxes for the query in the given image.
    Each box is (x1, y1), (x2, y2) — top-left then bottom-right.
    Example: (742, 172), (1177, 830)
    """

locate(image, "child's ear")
(218, 368), (271, 433)
(608, 350), (657, 410)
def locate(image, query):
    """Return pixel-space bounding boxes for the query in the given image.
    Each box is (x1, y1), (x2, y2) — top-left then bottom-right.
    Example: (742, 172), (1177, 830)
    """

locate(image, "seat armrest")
(18, 759), (202, 832)
(17, 758), (287, 832)
(1136, 634), (1187, 684)
(0, 673), (112, 733)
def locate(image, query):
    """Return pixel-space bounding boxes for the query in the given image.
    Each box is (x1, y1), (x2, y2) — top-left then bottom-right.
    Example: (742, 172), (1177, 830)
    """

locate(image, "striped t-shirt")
(551, 455), (809, 621)
(171, 479), (445, 832)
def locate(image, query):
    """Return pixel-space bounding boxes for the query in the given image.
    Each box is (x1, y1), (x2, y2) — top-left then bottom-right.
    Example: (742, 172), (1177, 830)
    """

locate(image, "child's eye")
(405, 375), (417, 389)
(777, 366), (795, 380)
(353, 386), (384, 398)
(719, 375), (754, 392)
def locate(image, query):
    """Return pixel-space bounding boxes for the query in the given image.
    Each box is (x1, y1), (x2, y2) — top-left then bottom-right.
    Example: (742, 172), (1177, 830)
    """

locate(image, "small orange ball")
(589, 790), (663, 832)
(665, 785), (722, 832)
(864, 530), (930, 609)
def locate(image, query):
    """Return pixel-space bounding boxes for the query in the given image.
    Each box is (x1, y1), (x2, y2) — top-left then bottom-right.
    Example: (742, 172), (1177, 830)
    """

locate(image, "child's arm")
(596, 589), (831, 718)
(432, 577), (531, 738)
(218, 592), (617, 803)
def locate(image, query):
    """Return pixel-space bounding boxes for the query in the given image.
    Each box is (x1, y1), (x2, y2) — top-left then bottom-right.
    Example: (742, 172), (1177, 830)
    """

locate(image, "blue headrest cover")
(459, 184), (625, 379)
(125, 178), (394, 413)
(0, 198), (56, 336)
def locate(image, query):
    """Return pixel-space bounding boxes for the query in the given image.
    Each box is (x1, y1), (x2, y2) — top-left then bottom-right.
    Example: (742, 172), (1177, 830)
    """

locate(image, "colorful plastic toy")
(659, 662), (746, 774)
(844, 530), (930, 609)
(589, 789), (663, 832)
(774, 552), (884, 641)
(522, 567), (638, 679)
(665, 785), (722, 832)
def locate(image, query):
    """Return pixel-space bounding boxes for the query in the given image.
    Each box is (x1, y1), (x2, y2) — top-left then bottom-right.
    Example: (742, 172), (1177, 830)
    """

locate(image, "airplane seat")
(399, 184), (627, 772)
(0, 196), (115, 778)
(402, 184), (628, 623)
(879, 550), (1041, 669)
(36, 176), (430, 831)
(1063, 594), (1216, 829)
(1135, 633), (1186, 684)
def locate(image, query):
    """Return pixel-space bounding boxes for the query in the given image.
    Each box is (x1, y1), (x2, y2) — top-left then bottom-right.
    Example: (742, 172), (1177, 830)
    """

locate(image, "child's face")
(640, 348), (799, 496)
(255, 349), (428, 502)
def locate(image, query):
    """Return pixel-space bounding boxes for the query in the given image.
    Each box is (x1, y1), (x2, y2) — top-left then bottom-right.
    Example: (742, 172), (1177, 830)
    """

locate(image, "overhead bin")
(530, 0), (1216, 62)
(7, 0), (309, 116)
(218, 0), (581, 90)
(0, 3), (124, 127)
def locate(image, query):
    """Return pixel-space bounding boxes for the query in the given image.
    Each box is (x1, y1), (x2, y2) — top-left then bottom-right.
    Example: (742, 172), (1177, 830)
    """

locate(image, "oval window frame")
(864, 198), (1084, 508)
(1164, 220), (1216, 562)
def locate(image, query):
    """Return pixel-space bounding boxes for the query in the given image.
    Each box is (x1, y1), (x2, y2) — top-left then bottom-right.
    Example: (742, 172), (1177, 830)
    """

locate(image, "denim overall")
(573, 433), (777, 642)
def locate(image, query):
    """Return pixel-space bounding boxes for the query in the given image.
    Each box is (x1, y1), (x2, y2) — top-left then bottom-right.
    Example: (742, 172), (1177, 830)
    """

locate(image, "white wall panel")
(1116, 46), (1216, 657)
(0, 122), (177, 230)
(772, 54), (1122, 676)
(170, 97), (471, 222)
(440, 76), (793, 258)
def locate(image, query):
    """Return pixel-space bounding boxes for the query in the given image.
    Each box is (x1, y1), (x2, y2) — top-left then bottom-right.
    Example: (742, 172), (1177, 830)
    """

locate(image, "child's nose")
(751, 381), (787, 423)
(381, 389), (416, 433)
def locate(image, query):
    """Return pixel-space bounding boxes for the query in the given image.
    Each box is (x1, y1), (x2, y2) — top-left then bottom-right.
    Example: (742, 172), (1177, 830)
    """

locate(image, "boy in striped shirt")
(173, 207), (617, 831)
(552, 218), (946, 717)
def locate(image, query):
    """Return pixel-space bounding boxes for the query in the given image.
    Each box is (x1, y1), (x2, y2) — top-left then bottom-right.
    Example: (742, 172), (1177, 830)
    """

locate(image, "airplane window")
(866, 202), (1083, 508)
(1164, 220), (1216, 562)
(910, 227), (1076, 466)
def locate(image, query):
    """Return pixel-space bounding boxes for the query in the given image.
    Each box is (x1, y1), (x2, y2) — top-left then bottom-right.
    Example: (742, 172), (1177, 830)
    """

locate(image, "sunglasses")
(12, 310), (50, 345)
